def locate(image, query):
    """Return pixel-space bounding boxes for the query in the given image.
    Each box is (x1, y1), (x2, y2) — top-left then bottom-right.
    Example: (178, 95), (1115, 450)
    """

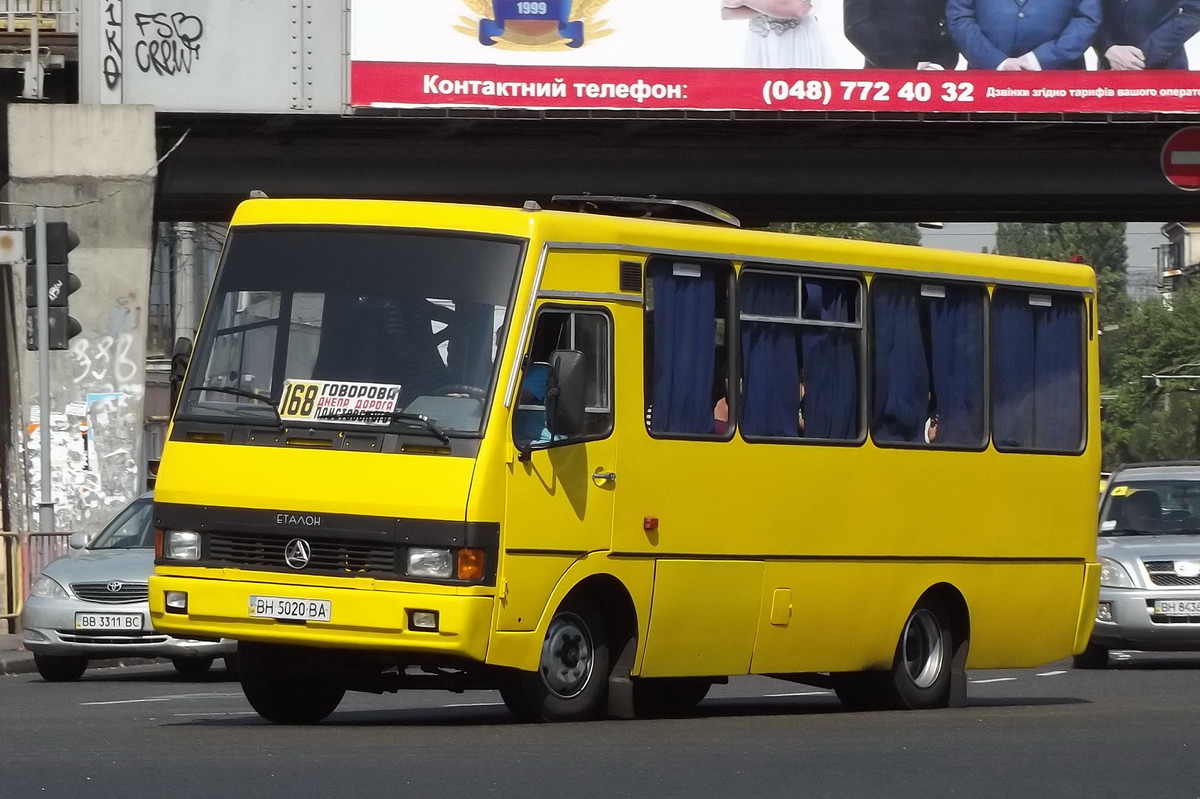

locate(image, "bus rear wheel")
(500, 595), (610, 722)
(238, 642), (346, 724)
(882, 597), (956, 709)
(834, 597), (956, 711)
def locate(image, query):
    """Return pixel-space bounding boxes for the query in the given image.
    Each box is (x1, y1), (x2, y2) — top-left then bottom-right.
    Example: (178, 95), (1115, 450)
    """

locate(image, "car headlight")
(407, 547), (452, 579)
(163, 530), (201, 561)
(1100, 557), (1135, 588)
(30, 574), (68, 599)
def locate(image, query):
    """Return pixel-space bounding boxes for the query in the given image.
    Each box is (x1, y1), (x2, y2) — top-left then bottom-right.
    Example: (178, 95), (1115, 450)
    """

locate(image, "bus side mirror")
(169, 336), (193, 408)
(546, 349), (586, 438)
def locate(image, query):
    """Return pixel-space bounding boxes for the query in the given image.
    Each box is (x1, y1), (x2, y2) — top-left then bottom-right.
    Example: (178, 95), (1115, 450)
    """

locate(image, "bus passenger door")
(499, 305), (616, 631)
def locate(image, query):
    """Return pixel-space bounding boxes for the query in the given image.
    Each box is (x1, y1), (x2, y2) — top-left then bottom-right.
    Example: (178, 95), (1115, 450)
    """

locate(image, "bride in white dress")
(721, 0), (834, 68)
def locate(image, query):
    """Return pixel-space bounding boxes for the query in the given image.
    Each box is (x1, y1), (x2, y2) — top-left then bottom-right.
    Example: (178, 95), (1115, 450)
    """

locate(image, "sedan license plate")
(1154, 599), (1200, 616)
(248, 595), (331, 622)
(75, 612), (143, 631)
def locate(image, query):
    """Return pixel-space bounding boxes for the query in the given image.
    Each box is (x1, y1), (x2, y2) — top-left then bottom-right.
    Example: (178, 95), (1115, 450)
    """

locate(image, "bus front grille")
(206, 532), (398, 577)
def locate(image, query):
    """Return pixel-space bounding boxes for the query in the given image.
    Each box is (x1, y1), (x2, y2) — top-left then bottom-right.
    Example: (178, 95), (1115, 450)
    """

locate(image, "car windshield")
(177, 226), (522, 436)
(88, 499), (154, 549)
(1101, 479), (1200, 536)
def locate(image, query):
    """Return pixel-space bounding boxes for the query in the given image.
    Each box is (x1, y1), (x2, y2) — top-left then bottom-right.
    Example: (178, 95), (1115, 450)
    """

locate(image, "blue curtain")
(992, 291), (1036, 448)
(741, 274), (801, 437)
(649, 262), (717, 435)
(1034, 299), (1084, 451)
(993, 290), (1082, 450)
(872, 281), (929, 443)
(929, 286), (985, 447)
(800, 278), (859, 439)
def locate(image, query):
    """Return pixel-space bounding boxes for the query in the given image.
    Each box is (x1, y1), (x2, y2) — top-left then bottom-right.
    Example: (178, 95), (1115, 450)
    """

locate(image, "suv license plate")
(248, 595), (331, 622)
(1154, 599), (1200, 616)
(75, 613), (143, 631)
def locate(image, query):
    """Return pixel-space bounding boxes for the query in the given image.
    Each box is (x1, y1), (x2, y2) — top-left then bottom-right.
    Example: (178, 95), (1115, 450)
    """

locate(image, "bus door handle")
(591, 469), (616, 486)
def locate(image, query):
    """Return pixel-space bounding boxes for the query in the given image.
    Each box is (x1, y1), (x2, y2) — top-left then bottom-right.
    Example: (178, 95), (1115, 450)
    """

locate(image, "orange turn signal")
(457, 548), (485, 581)
(154, 528), (164, 558)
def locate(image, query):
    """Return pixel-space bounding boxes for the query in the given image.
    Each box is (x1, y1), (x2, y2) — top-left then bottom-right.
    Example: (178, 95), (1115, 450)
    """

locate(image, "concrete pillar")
(3, 104), (156, 536)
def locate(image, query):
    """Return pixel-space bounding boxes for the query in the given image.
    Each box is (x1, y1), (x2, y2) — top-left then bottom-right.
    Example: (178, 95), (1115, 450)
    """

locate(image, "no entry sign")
(1162, 128), (1200, 191)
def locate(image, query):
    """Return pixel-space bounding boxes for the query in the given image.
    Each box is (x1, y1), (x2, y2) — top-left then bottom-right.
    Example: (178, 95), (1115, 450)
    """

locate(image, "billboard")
(350, 0), (1200, 114)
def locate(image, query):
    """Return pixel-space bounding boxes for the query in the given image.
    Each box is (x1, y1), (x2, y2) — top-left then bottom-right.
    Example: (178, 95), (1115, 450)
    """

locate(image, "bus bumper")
(148, 574), (494, 663)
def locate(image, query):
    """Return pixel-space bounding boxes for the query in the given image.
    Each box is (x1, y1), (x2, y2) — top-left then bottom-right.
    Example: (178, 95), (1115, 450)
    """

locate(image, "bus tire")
(500, 595), (610, 722)
(1072, 642), (1110, 669)
(632, 678), (712, 717)
(34, 654), (88, 682)
(883, 596), (955, 710)
(238, 642), (345, 724)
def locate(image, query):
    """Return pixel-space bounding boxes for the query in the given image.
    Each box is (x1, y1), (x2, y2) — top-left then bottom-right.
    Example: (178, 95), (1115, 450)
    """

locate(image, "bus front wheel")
(500, 595), (610, 722)
(238, 642), (346, 724)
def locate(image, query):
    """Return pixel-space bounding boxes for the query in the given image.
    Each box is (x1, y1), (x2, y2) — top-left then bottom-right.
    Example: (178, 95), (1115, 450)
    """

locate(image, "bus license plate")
(248, 595), (331, 622)
(1154, 599), (1200, 616)
(75, 613), (143, 631)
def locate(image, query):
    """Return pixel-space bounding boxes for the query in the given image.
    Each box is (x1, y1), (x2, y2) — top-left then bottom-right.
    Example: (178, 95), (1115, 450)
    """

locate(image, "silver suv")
(1081, 463), (1200, 668)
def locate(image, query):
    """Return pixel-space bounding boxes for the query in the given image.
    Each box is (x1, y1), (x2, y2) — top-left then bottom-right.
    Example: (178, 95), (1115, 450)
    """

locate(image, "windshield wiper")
(186, 385), (282, 428)
(316, 410), (451, 445)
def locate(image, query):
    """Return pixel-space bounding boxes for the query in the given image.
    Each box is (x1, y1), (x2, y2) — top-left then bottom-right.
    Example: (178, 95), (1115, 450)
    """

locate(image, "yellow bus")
(149, 197), (1100, 724)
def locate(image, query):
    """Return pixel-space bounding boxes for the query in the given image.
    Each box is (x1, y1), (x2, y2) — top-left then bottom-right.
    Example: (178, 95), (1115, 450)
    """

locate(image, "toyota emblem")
(107, 581), (122, 593)
(284, 538), (312, 570)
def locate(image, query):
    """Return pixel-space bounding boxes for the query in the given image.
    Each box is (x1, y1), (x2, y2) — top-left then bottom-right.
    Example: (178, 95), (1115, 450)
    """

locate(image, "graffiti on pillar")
(133, 12), (205, 76)
(103, 1), (124, 91)
(69, 333), (141, 395)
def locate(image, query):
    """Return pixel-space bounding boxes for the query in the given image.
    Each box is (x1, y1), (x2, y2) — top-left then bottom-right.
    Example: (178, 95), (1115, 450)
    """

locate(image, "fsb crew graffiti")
(134, 12), (204, 76)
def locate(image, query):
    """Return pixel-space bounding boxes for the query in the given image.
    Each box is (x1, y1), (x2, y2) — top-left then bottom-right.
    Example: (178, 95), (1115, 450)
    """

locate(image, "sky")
(921, 222), (1165, 299)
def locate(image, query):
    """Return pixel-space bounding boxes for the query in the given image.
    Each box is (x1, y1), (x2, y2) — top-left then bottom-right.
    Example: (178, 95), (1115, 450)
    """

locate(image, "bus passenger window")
(991, 289), (1085, 453)
(739, 269), (862, 441)
(871, 279), (985, 448)
(514, 309), (612, 447)
(644, 259), (733, 438)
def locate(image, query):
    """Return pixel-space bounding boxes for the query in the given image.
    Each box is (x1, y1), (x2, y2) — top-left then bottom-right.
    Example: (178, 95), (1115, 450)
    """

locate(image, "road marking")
(1036, 670), (1067, 677)
(969, 677), (1017, 684)
(442, 701), (505, 708)
(81, 692), (242, 706)
(762, 691), (832, 697)
(172, 711), (258, 717)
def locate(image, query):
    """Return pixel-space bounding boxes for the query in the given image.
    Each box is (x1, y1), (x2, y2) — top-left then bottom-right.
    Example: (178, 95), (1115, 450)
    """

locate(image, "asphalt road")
(2, 654), (1200, 799)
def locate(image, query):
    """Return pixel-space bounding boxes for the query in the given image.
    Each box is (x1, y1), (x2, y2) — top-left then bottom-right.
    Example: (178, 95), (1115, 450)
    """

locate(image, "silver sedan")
(20, 494), (235, 681)
(1081, 464), (1200, 668)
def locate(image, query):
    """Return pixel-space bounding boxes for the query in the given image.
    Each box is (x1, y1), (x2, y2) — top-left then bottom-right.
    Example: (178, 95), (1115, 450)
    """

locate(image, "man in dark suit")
(1094, 0), (1200, 69)
(844, 0), (960, 68)
(947, 0), (1102, 69)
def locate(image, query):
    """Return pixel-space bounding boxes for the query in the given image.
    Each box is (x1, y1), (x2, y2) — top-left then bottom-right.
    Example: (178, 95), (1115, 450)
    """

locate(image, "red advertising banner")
(350, 0), (1200, 114)
(353, 61), (1200, 113)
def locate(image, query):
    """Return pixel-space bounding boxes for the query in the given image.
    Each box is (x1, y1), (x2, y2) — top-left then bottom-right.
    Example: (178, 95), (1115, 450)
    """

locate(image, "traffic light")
(24, 221), (81, 351)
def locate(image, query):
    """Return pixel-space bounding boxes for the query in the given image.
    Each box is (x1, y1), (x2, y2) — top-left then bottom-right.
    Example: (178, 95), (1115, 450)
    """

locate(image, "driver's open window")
(514, 307), (612, 447)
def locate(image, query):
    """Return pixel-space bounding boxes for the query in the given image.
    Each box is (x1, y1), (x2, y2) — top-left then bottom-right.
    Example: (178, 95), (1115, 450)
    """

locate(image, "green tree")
(773, 222), (922, 245)
(1103, 285), (1200, 466)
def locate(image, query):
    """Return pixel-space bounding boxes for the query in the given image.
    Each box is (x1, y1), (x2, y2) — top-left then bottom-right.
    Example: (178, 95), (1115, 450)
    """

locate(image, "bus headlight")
(163, 530), (201, 561)
(407, 547), (452, 579)
(1099, 557), (1134, 588)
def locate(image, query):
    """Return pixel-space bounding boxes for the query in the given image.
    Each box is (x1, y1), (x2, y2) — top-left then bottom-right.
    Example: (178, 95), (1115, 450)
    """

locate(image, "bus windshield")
(178, 226), (522, 436)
